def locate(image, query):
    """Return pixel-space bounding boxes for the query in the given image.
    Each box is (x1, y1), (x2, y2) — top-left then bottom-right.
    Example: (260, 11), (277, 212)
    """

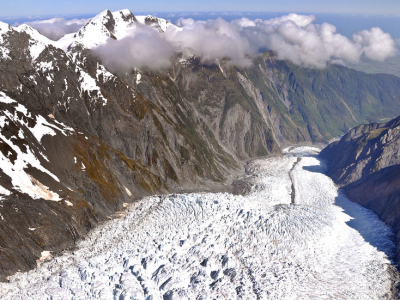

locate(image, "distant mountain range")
(1, 9), (400, 280)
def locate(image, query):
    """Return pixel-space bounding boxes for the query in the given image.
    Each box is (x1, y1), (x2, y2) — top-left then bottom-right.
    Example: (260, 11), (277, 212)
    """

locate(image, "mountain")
(347, 55), (400, 78)
(2, 8), (400, 280)
(57, 9), (174, 51)
(320, 116), (400, 261)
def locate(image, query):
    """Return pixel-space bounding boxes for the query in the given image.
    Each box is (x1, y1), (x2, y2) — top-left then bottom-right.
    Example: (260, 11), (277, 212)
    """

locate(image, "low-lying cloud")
(94, 25), (175, 71)
(26, 18), (88, 40)
(96, 14), (398, 70)
(33, 13), (398, 70)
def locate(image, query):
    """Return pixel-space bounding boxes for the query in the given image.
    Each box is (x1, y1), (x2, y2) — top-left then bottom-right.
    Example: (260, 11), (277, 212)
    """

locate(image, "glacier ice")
(0, 147), (396, 299)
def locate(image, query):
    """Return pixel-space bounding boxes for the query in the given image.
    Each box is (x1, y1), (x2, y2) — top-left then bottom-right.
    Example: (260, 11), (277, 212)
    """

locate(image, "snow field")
(0, 147), (396, 299)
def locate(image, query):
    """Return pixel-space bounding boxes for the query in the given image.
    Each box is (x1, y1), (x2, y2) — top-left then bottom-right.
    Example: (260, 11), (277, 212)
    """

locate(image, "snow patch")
(0, 46), (10, 60)
(37, 251), (51, 266)
(136, 72), (141, 84)
(28, 176), (61, 201)
(96, 63), (115, 82)
(124, 186), (132, 197)
(0, 185), (11, 198)
(37, 61), (53, 72)
(77, 66), (108, 106)
(0, 92), (65, 201)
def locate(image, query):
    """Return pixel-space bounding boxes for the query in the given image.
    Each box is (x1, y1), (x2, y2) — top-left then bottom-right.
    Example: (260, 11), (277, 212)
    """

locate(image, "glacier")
(0, 146), (396, 299)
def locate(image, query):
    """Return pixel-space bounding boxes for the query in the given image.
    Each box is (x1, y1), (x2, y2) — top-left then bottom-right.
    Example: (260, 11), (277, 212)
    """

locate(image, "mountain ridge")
(1, 9), (400, 280)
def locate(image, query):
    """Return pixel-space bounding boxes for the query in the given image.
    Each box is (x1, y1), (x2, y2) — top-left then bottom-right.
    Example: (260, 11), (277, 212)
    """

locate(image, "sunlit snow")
(0, 184), (11, 199)
(15, 24), (56, 61)
(0, 92), (74, 201)
(0, 22), (12, 59)
(0, 147), (396, 299)
(77, 66), (108, 106)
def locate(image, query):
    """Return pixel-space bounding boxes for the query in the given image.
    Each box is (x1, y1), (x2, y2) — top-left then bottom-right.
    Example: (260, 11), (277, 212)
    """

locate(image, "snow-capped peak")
(0, 21), (12, 33)
(57, 9), (138, 50)
(135, 15), (174, 33)
(73, 9), (116, 48)
(16, 24), (52, 42)
(112, 9), (137, 24)
(15, 24), (56, 61)
(0, 21), (12, 45)
(56, 9), (176, 51)
(111, 9), (137, 39)
(89, 9), (112, 23)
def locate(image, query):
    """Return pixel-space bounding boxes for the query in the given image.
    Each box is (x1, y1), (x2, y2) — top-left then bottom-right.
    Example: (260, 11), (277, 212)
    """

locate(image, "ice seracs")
(0, 147), (395, 299)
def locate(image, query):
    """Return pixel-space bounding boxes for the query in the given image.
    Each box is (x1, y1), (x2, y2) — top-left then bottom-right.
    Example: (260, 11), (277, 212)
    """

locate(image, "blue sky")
(1, 0), (400, 17)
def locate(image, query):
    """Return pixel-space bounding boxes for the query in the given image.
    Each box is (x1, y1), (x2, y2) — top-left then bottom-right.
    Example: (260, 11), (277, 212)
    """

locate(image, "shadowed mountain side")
(342, 165), (400, 260)
(320, 116), (400, 262)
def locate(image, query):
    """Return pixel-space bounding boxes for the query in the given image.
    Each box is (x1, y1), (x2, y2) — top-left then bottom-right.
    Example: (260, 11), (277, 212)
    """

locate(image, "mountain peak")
(0, 21), (11, 33)
(0, 21), (12, 46)
(112, 9), (136, 22)
(14, 24), (55, 60)
(72, 9), (117, 48)
(60, 9), (138, 49)
(90, 9), (113, 23)
(135, 15), (173, 32)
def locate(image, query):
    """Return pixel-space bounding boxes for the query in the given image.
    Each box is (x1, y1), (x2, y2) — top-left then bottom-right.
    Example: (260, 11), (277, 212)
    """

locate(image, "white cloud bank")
(31, 13), (398, 70)
(26, 18), (88, 40)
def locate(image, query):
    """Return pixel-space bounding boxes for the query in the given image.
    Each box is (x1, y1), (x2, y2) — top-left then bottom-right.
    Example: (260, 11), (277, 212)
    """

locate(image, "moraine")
(0, 147), (396, 299)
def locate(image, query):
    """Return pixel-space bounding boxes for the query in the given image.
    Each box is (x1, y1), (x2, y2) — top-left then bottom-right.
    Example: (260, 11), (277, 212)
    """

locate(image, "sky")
(1, 0), (400, 17)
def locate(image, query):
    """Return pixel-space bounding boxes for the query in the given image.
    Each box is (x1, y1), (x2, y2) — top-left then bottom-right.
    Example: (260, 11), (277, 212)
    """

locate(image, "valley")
(1, 9), (400, 296)
(0, 147), (396, 299)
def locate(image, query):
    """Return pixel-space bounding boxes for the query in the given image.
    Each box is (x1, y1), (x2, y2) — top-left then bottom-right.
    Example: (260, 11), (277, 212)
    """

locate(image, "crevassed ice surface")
(0, 147), (396, 299)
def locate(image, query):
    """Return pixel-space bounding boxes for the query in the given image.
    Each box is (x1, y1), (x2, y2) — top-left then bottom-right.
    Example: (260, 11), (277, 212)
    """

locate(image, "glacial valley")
(0, 147), (396, 300)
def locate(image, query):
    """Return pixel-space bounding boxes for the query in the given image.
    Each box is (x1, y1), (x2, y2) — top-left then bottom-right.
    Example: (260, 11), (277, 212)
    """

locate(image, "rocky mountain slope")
(320, 116), (400, 261)
(1, 9), (400, 280)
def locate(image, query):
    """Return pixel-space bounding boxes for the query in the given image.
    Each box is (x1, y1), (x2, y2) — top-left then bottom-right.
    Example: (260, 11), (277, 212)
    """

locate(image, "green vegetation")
(348, 56), (400, 78)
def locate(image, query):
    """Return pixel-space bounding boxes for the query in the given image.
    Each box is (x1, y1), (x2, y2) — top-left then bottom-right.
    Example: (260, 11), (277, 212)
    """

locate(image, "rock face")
(320, 116), (400, 261)
(2, 9), (400, 279)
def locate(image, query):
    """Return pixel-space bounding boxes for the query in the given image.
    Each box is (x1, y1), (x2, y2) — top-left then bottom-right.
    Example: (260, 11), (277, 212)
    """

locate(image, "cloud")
(353, 27), (397, 61)
(26, 18), (88, 40)
(93, 24), (175, 72)
(262, 13), (316, 27)
(91, 13), (398, 70)
(164, 18), (254, 67)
